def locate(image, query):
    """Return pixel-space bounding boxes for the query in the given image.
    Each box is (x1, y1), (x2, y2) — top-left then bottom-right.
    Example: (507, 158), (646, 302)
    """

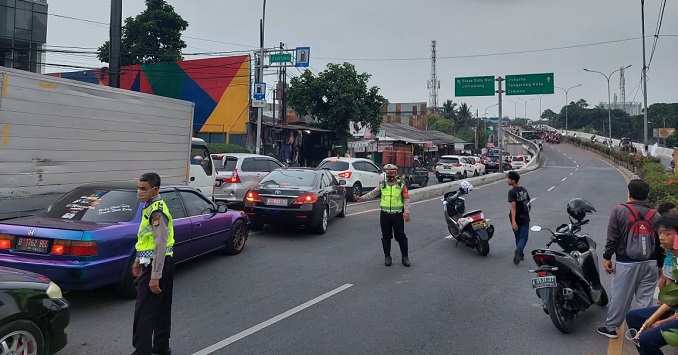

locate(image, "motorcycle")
(442, 181), (494, 256)
(529, 198), (608, 333)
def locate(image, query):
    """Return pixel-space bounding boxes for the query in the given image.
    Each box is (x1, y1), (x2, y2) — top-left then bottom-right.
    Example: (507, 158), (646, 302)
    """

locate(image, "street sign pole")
(497, 77), (505, 173)
(255, 48), (265, 155)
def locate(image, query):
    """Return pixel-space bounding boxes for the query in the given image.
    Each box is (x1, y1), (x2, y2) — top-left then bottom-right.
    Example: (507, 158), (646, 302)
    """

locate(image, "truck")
(0, 67), (215, 220)
(504, 142), (527, 157)
(400, 156), (429, 188)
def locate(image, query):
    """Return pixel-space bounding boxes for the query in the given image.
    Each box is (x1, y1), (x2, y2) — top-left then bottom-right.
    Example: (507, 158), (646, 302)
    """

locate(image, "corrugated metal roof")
(379, 122), (468, 146)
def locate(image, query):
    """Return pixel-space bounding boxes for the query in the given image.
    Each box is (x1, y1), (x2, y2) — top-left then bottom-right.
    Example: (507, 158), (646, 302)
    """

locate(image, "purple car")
(0, 182), (249, 297)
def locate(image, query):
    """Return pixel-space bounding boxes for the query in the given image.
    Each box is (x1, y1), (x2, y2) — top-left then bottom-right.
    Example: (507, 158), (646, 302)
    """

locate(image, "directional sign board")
(269, 53), (292, 64)
(251, 99), (266, 108)
(505, 73), (554, 95)
(295, 47), (310, 67)
(455, 76), (495, 97)
(253, 82), (266, 100)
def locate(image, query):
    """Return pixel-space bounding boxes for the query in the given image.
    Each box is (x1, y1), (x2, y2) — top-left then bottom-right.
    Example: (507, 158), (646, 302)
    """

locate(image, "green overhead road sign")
(269, 53), (292, 63)
(505, 73), (554, 95)
(455, 76), (495, 97)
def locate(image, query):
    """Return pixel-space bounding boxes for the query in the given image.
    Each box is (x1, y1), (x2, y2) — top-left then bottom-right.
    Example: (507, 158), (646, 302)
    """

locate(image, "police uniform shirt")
(145, 196), (170, 279)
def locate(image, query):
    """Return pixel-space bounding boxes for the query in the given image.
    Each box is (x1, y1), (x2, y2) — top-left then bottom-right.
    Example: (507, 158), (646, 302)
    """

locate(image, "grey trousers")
(603, 260), (658, 330)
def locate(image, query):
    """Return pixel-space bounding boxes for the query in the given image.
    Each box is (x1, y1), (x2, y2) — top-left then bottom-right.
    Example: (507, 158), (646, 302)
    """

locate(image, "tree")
(97, 0), (188, 66)
(427, 114), (454, 135)
(666, 130), (678, 149)
(456, 103), (473, 129)
(286, 62), (388, 145)
(441, 100), (457, 121)
(541, 109), (557, 121)
(574, 99), (589, 108)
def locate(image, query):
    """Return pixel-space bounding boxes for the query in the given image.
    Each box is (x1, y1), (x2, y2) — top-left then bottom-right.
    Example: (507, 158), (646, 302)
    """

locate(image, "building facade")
(0, 0), (47, 73)
(383, 102), (428, 131)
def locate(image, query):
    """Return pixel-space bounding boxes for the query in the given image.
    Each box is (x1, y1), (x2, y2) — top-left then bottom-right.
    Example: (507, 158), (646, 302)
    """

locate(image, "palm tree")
(442, 100), (457, 121)
(456, 102), (473, 129)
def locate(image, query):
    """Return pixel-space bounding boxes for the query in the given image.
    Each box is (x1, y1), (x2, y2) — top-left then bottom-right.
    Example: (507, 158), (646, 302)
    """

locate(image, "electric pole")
(109, 0), (122, 88)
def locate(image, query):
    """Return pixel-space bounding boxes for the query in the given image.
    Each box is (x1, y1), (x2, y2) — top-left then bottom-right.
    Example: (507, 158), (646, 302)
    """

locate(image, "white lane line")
(557, 149), (561, 152)
(192, 283), (354, 355)
(568, 156), (573, 160)
(562, 178), (567, 182)
(573, 161), (577, 164)
(570, 173), (574, 176)
(445, 235), (454, 239)
(547, 186), (556, 192)
(576, 165), (579, 168)
(530, 197), (538, 203)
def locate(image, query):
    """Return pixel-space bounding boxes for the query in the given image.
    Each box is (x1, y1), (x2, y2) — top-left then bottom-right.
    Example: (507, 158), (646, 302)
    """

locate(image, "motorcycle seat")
(462, 209), (482, 218)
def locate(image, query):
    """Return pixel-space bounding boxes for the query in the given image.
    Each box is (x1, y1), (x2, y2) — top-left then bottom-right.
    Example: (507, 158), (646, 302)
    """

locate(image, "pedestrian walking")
(597, 179), (662, 339)
(507, 171), (531, 265)
(356, 164), (412, 267)
(132, 172), (175, 355)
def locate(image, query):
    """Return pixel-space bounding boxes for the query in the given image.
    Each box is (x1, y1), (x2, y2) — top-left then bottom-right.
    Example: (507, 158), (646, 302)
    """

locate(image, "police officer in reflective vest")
(132, 172), (175, 355)
(357, 164), (412, 267)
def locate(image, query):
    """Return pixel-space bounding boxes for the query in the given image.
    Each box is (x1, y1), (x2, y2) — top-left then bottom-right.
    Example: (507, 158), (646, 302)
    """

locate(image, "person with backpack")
(597, 179), (663, 339)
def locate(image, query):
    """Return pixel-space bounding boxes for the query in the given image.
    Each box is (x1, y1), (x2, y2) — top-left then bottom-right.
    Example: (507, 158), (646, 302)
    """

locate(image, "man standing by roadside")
(132, 172), (175, 355)
(597, 179), (661, 339)
(507, 171), (531, 265)
(357, 164), (412, 267)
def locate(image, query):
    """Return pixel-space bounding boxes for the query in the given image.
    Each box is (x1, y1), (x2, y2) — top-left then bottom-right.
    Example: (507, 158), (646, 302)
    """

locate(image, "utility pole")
(109, 0), (122, 88)
(255, 0), (267, 155)
(496, 77), (505, 173)
(641, 0), (649, 148)
(280, 42), (287, 124)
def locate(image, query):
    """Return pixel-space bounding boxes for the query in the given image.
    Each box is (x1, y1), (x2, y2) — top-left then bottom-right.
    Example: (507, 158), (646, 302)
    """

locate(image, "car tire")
(315, 207), (329, 234)
(0, 320), (45, 355)
(338, 197), (347, 218)
(223, 219), (247, 255)
(116, 255), (138, 299)
(250, 218), (264, 231)
(348, 183), (361, 202)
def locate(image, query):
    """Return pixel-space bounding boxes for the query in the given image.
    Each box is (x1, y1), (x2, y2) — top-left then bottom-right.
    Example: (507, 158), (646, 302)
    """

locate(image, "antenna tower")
(427, 40), (440, 114)
(619, 65), (626, 112)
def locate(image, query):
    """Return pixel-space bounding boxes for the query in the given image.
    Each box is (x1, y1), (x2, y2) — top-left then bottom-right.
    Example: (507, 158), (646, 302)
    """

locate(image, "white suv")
(465, 156), (486, 176)
(318, 157), (384, 201)
(435, 155), (474, 182)
(510, 155), (527, 170)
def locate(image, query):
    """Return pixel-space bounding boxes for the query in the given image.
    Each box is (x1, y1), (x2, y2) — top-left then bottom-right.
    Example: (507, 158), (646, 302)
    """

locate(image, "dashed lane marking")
(561, 178), (567, 182)
(570, 173), (574, 176)
(530, 197), (538, 203)
(547, 186), (556, 192)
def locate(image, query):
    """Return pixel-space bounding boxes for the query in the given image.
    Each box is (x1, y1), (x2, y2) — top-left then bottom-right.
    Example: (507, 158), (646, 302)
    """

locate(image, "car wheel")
(116, 255), (138, 299)
(348, 183), (361, 202)
(250, 217), (264, 231)
(0, 320), (45, 355)
(338, 197), (347, 218)
(315, 207), (329, 234)
(223, 219), (247, 255)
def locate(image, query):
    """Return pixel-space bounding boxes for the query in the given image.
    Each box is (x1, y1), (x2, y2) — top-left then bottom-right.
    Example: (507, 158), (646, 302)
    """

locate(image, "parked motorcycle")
(442, 181), (494, 256)
(529, 198), (608, 333)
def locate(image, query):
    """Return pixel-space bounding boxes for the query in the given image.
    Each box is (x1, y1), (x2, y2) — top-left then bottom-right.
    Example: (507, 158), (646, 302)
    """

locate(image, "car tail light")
(292, 193), (319, 205)
(50, 240), (98, 256)
(338, 171), (352, 179)
(452, 163), (461, 167)
(226, 169), (241, 183)
(245, 190), (262, 203)
(0, 234), (13, 250)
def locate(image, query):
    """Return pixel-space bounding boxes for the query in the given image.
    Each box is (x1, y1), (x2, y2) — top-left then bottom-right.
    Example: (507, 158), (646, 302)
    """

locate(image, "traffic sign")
(269, 53), (292, 64)
(253, 82), (266, 100)
(295, 47), (310, 67)
(505, 73), (554, 95)
(251, 99), (266, 108)
(455, 76), (495, 97)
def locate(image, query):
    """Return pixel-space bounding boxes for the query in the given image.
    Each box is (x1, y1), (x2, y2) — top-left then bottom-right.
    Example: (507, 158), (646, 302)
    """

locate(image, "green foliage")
(442, 100), (457, 121)
(286, 62), (388, 144)
(97, 0), (188, 65)
(427, 114), (454, 135)
(660, 268), (678, 345)
(666, 130), (678, 149)
(207, 143), (250, 154)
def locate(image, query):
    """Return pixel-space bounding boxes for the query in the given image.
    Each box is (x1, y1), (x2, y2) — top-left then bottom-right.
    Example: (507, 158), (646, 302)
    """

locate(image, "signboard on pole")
(251, 99), (266, 108)
(658, 127), (675, 139)
(253, 82), (266, 99)
(505, 73), (554, 95)
(269, 53), (292, 64)
(295, 47), (310, 67)
(455, 76), (495, 97)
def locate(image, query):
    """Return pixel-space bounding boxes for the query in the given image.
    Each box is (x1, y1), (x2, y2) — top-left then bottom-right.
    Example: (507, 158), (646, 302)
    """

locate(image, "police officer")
(356, 164), (412, 267)
(132, 172), (174, 355)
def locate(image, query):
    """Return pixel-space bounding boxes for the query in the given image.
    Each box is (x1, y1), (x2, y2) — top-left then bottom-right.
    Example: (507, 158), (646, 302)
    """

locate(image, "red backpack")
(623, 204), (657, 261)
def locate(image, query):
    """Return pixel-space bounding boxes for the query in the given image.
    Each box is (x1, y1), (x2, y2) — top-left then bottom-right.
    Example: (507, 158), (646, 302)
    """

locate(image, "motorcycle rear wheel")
(546, 282), (575, 333)
(475, 239), (489, 256)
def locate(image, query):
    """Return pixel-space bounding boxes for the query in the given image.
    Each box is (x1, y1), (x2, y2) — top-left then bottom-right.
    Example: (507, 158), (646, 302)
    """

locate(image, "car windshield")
(439, 157), (459, 164)
(40, 187), (139, 222)
(318, 161), (349, 171)
(215, 157), (238, 172)
(260, 170), (317, 187)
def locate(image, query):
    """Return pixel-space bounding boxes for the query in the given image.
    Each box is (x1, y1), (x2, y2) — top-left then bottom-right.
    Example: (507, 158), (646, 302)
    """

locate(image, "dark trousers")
(380, 211), (408, 257)
(626, 306), (678, 355)
(132, 256), (174, 355)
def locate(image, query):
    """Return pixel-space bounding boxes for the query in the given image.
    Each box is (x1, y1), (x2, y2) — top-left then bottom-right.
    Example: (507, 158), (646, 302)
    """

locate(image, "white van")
(189, 138), (216, 198)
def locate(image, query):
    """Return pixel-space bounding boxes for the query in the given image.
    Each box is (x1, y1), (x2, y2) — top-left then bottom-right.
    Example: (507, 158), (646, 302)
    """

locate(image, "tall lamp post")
(255, 0), (268, 155)
(518, 97), (535, 122)
(484, 103), (498, 145)
(508, 99), (519, 120)
(583, 65), (631, 143)
(555, 84), (581, 134)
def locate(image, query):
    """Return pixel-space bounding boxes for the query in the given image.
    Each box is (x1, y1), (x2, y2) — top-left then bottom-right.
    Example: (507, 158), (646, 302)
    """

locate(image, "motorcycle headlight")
(46, 281), (64, 299)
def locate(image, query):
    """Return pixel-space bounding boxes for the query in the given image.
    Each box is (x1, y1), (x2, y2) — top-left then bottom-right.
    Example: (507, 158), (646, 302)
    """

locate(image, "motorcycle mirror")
(530, 225), (542, 232)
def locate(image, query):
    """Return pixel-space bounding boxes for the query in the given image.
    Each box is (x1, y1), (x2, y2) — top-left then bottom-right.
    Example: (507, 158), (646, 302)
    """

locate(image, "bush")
(207, 143), (250, 154)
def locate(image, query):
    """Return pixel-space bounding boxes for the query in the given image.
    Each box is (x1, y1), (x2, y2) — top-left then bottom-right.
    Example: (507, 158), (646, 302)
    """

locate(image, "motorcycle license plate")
(472, 220), (486, 228)
(531, 276), (556, 289)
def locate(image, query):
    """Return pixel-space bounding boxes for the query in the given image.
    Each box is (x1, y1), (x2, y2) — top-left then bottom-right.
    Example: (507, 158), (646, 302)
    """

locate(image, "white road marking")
(573, 161), (577, 164)
(568, 156), (573, 160)
(576, 165), (579, 168)
(547, 186), (556, 192)
(530, 198), (537, 203)
(570, 173), (574, 176)
(561, 178), (567, 182)
(445, 235), (454, 239)
(192, 283), (354, 355)
(557, 149), (561, 152)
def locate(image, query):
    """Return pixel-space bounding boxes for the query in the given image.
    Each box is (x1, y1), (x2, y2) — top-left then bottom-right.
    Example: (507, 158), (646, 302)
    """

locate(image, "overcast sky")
(45, 0), (677, 119)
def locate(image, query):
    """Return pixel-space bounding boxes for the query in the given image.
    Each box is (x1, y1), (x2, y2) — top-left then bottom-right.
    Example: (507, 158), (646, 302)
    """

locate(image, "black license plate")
(15, 237), (50, 253)
(531, 275), (557, 289)
(266, 198), (288, 206)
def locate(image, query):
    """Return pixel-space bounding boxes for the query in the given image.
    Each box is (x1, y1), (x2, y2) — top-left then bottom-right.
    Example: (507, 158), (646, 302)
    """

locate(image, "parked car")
(317, 157), (384, 201)
(212, 153), (284, 206)
(0, 183), (249, 298)
(0, 266), (69, 355)
(485, 156), (512, 173)
(434, 155), (474, 182)
(465, 156), (486, 176)
(510, 155), (527, 169)
(244, 168), (347, 234)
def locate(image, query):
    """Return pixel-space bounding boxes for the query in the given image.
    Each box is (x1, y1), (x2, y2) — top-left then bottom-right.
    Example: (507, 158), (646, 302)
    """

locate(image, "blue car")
(0, 182), (249, 297)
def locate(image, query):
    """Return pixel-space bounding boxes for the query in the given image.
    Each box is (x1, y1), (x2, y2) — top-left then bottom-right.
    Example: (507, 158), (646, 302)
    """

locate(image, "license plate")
(472, 220), (487, 228)
(15, 237), (50, 253)
(532, 276), (557, 289)
(266, 198), (288, 206)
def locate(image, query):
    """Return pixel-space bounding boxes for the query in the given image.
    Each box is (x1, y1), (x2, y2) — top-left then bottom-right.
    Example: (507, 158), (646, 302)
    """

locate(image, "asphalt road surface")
(60, 143), (629, 355)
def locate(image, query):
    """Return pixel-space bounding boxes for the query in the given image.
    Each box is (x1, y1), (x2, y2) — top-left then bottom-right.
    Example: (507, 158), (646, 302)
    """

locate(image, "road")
(60, 143), (629, 355)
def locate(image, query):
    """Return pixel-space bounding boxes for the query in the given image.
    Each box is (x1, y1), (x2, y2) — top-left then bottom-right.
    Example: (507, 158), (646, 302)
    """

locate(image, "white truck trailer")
(0, 67), (215, 219)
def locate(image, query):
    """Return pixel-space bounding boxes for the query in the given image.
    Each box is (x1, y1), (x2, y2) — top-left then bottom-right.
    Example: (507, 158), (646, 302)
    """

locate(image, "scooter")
(529, 198), (608, 333)
(442, 181), (494, 256)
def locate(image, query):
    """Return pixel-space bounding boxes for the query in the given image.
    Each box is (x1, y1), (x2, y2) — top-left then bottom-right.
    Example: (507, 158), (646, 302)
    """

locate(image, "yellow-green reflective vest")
(136, 199), (175, 257)
(380, 180), (404, 213)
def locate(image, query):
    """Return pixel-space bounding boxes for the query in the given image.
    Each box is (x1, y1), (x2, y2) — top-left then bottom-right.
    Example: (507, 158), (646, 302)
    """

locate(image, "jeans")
(626, 305), (678, 355)
(514, 222), (529, 254)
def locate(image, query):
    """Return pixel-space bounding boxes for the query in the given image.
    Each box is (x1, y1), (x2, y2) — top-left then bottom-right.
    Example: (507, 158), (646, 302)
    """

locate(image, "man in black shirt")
(507, 171), (531, 265)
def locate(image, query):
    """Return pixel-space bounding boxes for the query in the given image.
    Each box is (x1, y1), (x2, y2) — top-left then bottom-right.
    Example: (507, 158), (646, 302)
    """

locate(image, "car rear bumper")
(0, 254), (128, 291)
(245, 204), (323, 226)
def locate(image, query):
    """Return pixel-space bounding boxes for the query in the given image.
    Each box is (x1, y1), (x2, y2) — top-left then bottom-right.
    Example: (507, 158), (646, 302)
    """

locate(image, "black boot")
(385, 255), (392, 266)
(402, 256), (410, 267)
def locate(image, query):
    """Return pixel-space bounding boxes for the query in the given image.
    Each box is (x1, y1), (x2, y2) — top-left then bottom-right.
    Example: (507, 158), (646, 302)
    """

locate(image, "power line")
(647, 0), (667, 70)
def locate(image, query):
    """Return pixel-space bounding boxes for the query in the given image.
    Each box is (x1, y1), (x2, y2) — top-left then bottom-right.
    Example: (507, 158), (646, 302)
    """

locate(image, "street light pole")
(508, 99), (518, 120)
(583, 66), (631, 143)
(641, 0), (649, 148)
(555, 84), (581, 134)
(518, 97), (534, 121)
(255, 0), (267, 155)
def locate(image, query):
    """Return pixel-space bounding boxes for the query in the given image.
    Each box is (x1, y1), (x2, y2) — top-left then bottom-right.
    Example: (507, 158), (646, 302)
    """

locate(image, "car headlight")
(46, 281), (64, 299)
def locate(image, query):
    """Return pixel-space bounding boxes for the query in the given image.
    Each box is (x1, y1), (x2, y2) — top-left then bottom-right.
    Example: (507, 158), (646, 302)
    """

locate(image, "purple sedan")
(0, 182), (249, 297)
